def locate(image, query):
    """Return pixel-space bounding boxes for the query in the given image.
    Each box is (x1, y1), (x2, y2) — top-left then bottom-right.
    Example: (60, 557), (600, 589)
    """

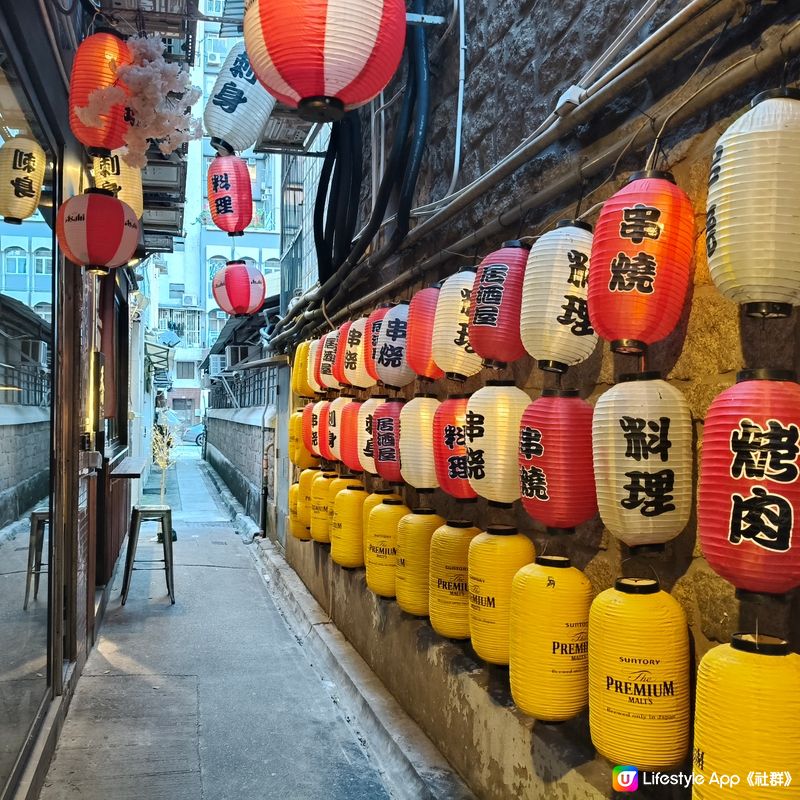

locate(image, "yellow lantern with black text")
(298, 467), (321, 531)
(509, 556), (593, 721)
(362, 489), (401, 561)
(92, 149), (143, 219)
(310, 471), (337, 543)
(327, 474), (363, 529)
(0, 136), (46, 224)
(331, 486), (368, 567)
(292, 340), (315, 398)
(288, 483), (309, 540)
(365, 498), (409, 597)
(429, 520), (481, 639)
(399, 394), (440, 490)
(589, 578), (690, 771)
(468, 526), (535, 665)
(395, 509), (445, 616)
(693, 633), (800, 798)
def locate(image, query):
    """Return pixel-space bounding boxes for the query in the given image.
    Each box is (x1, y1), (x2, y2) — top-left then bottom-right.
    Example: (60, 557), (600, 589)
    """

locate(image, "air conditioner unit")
(225, 345), (250, 369)
(208, 354), (226, 377)
(207, 52), (221, 65)
(182, 294), (198, 307)
(20, 340), (48, 368)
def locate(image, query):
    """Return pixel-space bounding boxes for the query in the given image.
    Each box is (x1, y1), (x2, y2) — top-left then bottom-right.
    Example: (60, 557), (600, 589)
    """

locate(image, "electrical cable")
(313, 124), (339, 285)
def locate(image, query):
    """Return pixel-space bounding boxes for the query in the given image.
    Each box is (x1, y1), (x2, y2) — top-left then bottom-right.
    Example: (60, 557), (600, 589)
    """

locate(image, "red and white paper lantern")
(306, 339), (324, 394)
(211, 260), (266, 316)
(332, 320), (353, 386)
(407, 285), (444, 381)
(373, 399), (404, 483)
(433, 395), (478, 500)
(340, 400), (363, 473)
(364, 305), (390, 383)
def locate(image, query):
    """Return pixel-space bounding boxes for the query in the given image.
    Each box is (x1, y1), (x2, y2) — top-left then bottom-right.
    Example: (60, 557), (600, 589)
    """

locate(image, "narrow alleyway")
(39, 448), (391, 800)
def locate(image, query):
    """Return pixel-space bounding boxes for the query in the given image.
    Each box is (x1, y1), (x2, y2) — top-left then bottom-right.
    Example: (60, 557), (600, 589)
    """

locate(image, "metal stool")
(121, 505), (175, 605)
(24, 510), (49, 610)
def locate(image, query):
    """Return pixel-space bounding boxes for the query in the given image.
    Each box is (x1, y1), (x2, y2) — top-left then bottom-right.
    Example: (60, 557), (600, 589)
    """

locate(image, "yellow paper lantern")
(289, 410), (319, 469)
(365, 498), (410, 597)
(327, 474), (363, 529)
(306, 339), (324, 394)
(292, 340), (315, 398)
(589, 577), (690, 771)
(395, 509), (445, 616)
(362, 489), (401, 561)
(92, 148), (143, 218)
(468, 526), (535, 665)
(0, 136), (46, 223)
(330, 486), (368, 568)
(429, 520), (481, 639)
(509, 556), (593, 721)
(310, 471), (338, 543)
(298, 467), (321, 531)
(693, 633), (800, 799)
(288, 483), (309, 540)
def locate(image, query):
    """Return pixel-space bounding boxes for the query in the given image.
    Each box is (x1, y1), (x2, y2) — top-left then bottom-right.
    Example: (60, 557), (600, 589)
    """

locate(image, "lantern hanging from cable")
(432, 269), (482, 380)
(588, 171), (694, 353)
(211, 260), (266, 316)
(592, 372), (692, 550)
(357, 395), (388, 474)
(407, 285), (444, 381)
(510, 556), (593, 722)
(207, 154), (252, 236)
(429, 520), (481, 639)
(589, 577), (690, 771)
(400, 395), (440, 490)
(92, 148), (143, 218)
(519, 389), (597, 533)
(364, 305), (390, 383)
(332, 321), (353, 386)
(375, 302), (415, 389)
(468, 526), (535, 665)
(56, 189), (139, 275)
(331, 486), (368, 568)
(395, 509), (445, 617)
(339, 400), (363, 474)
(520, 221), (597, 372)
(433, 396), (477, 500)
(373, 399), (404, 483)
(318, 329), (342, 390)
(468, 241), (528, 368)
(298, 466), (322, 531)
(692, 633), (800, 797)
(310, 400), (327, 458)
(706, 90), (800, 318)
(306, 339), (324, 394)
(310, 471), (338, 542)
(317, 400), (336, 461)
(342, 317), (377, 389)
(243, 0), (406, 123)
(0, 136), (46, 224)
(302, 402), (318, 456)
(362, 488), (401, 562)
(69, 31), (132, 154)
(327, 395), (352, 462)
(203, 41), (277, 155)
(466, 381), (530, 505)
(365, 498), (410, 597)
(292, 341), (315, 398)
(698, 369), (800, 596)
(289, 482), (309, 540)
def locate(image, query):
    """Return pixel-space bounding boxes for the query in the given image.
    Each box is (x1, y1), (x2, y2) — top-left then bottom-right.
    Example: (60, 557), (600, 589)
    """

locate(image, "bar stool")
(121, 504), (175, 605)
(23, 510), (49, 610)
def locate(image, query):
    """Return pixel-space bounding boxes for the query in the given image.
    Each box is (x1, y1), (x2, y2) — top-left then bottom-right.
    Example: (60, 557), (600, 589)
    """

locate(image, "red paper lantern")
(340, 400), (363, 473)
(318, 400), (335, 461)
(302, 402), (317, 456)
(433, 395), (478, 500)
(698, 369), (800, 596)
(69, 32), (132, 154)
(407, 285), (445, 380)
(56, 189), (139, 275)
(373, 399), (404, 483)
(468, 240), (529, 368)
(211, 260), (266, 316)
(244, 0), (406, 123)
(207, 154), (252, 236)
(364, 305), (390, 382)
(332, 320), (353, 386)
(588, 171), (694, 353)
(519, 389), (597, 533)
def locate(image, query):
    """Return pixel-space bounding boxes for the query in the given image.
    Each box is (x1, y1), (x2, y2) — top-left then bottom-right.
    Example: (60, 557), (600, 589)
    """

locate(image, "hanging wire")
(620, 555), (661, 585)
(320, 298), (336, 331)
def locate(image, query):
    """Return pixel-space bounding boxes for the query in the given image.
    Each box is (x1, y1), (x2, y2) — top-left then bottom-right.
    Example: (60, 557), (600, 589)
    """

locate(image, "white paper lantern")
(432, 269), (482, 381)
(0, 136), (46, 224)
(310, 399), (326, 457)
(520, 221), (598, 372)
(306, 339), (324, 394)
(592, 372), (693, 549)
(375, 302), (415, 389)
(466, 381), (530, 504)
(357, 395), (388, 474)
(328, 395), (352, 462)
(204, 42), (277, 155)
(707, 90), (800, 318)
(399, 394), (440, 489)
(318, 330), (341, 390)
(343, 316), (376, 389)
(92, 148), (143, 219)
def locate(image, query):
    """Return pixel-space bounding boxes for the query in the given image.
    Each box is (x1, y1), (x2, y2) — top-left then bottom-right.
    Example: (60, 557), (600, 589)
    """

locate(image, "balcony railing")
(209, 367), (278, 409)
(0, 364), (50, 407)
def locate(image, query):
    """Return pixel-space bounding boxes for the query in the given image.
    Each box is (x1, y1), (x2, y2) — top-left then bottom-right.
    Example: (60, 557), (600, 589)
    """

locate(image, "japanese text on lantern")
(10, 148), (38, 199)
(345, 327), (361, 371)
(557, 249), (594, 336)
(378, 316), (407, 367)
(519, 426), (548, 501)
(311, 413), (319, 448)
(618, 414), (674, 517)
(376, 417), (397, 463)
(454, 287), (475, 352)
(321, 338), (337, 376)
(465, 410), (486, 480)
(443, 421), (467, 480)
(609, 204), (663, 294)
(363, 413), (374, 459)
(472, 263), (508, 328)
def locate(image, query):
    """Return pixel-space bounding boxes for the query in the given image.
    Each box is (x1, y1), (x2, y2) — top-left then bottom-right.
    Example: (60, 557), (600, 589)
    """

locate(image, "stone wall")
(0, 416), (50, 529)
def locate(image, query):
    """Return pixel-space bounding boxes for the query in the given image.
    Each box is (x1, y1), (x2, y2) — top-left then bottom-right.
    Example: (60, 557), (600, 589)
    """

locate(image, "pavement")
(38, 447), (391, 800)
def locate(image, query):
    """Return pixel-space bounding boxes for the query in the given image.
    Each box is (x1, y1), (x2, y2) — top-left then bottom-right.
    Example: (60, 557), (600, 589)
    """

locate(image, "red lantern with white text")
(433, 396), (477, 500)
(373, 399), (404, 483)
(332, 321), (353, 386)
(364, 305), (390, 382)
(588, 171), (694, 353)
(340, 400), (363, 473)
(212, 260), (266, 316)
(407, 285), (444, 381)
(207, 154), (252, 236)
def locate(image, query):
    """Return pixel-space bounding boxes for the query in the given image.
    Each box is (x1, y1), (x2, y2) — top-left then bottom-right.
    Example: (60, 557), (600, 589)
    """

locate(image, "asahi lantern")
(433, 396), (478, 500)
(589, 577), (690, 771)
(520, 221), (597, 372)
(292, 341), (315, 398)
(207, 154), (252, 235)
(212, 260), (266, 316)
(698, 369), (800, 596)
(357, 395), (387, 474)
(395, 509), (445, 617)
(592, 372), (692, 550)
(375, 302), (415, 389)
(0, 137), (46, 224)
(432, 269), (482, 381)
(342, 317), (376, 389)
(407, 285), (444, 381)
(298, 466), (322, 530)
(399, 395), (440, 490)
(373, 399), (404, 484)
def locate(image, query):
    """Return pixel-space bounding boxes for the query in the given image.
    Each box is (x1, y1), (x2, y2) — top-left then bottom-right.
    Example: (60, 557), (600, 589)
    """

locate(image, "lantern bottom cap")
(86, 265), (110, 276)
(445, 372), (469, 381)
(3, 216), (22, 225)
(482, 359), (507, 370)
(734, 588), (791, 603)
(743, 301), (793, 319)
(537, 359), (569, 374)
(210, 137), (235, 156)
(227, 231), (245, 237)
(86, 147), (112, 157)
(298, 96), (346, 123)
(611, 338), (647, 354)
(628, 542), (666, 554)
(455, 497), (478, 503)
(546, 526), (575, 536)
(487, 501), (514, 509)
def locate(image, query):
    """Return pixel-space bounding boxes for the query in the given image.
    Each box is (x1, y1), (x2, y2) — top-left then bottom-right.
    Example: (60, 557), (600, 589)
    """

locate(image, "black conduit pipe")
(324, 122), (344, 265)
(342, 110), (363, 263)
(313, 123), (339, 283)
(331, 118), (354, 271)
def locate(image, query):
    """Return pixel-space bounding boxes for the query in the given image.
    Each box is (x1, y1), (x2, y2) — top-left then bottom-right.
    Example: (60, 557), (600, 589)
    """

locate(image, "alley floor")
(39, 447), (391, 800)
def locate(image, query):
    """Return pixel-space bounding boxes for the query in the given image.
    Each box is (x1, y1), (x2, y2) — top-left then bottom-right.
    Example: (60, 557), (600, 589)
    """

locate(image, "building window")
(208, 255), (227, 298)
(33, 302), (52, 323)
(208, 309), (228, 346)
(158, 308), (202, 348)
(169, 282), (185, 300)
(34, 248), (51, 275)
(5, 246), (28, 274)
(204, 0), (224, 14)
(176, 361), (196, 380)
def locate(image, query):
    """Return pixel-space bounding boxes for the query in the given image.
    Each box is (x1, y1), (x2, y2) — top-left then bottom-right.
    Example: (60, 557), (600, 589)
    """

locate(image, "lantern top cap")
(751, 88), (800, 107)
(209, 137), (235, 156)
(542, 388), (579, 398)
(615, 577), (660, 594)
(412, 508), (438, 514)
(455, 266), (477, 274)
(413, 392), (438, 399)
(378, 398), (405, 405)
(85, 187), (115, 197)
(499, 239), (532, 250)
(372, 489), (397, 495)
(370, 394), (389, 399)
(485, 379), (517, 386)
(486, 525), (518, 536)
(446, 519), (475, 528)
(619, 370), (662, 383)
(556, 218), (593, 233)
(337, 473), (356, 479)
(731, 632), (789, 655)
(535, 555), (571, 568)
(434, 278), (446, 288)
(382, 499), (405, 505)
(736, 368), (797, 384)
(322, 472), (338, 478)
(90, 26), (126, 38)
(627, 169), (675, 185)
(345, 486), (366, 491)
(304, 466), (322, 471)
(447, 393), (470, 399)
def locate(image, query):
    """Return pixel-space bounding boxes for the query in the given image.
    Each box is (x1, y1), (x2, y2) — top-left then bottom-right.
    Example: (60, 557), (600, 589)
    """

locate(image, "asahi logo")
(124, 219), (138, 229)
(605, 668), (675, 705)
(65, 213), (85, 222)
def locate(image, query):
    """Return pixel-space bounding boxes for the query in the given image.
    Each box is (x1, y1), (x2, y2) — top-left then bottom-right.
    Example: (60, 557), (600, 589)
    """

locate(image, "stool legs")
(23, 523), (37, 611)
(33, 520), (46, 600)
(121, 507), (175, 605)
(121, 508), (143, 606)
(161, 510), (175, 605)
